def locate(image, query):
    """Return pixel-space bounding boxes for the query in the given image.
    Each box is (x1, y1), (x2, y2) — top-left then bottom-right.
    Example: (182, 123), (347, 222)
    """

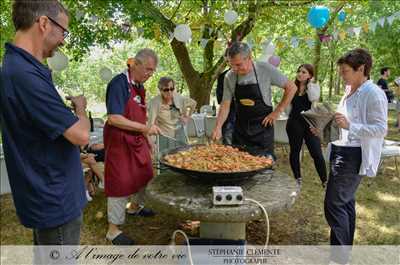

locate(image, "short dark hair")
(12, 0), (69, 31)
(380, 67), (390, 75)
(158, 77), (175, 90)
(227, 42), (251, 59)
(337, 48), (372, 77)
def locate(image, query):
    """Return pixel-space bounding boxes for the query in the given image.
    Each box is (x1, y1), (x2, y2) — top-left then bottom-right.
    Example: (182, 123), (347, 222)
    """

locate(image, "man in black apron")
(212, 42), (297, 159)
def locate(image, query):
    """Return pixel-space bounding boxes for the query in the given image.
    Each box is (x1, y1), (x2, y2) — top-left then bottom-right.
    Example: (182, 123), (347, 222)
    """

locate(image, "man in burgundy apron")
(212, 41), (297, 158)
(104, 49), (160, 245)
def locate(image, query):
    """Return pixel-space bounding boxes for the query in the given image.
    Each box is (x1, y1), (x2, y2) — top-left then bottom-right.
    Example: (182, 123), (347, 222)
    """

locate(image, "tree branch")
(313, 1), (346, 91)
(207, 0), (261, 85)
(169, 0), (182, 21)
(139, 1), (199, 83)
(261, 0), (316, 8)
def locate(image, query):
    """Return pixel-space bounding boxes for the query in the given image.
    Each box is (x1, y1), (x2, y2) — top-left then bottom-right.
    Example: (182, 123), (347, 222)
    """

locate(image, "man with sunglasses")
(148, 76), (197, 151)
(104, 49), (161, 245)
(212, 42), (297, 159)
(0, 0), (89, 248)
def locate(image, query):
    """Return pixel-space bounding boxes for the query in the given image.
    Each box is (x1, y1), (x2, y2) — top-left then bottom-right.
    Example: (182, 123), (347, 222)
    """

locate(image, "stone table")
(145, 170), (298, 240)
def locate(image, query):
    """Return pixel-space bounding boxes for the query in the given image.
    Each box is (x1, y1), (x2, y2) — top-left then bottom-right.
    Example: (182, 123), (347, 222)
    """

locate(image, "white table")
(89, 128), (103, 145)
(274, 115), (289, 144)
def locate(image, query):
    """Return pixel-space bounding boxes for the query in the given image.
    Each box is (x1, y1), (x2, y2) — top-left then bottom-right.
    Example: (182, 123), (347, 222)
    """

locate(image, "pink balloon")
(268, 55), (281, 67)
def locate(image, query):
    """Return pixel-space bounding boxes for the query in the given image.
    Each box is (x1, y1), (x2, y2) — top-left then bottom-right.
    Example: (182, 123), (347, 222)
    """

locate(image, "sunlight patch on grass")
(376, 191), (400, 203)
(368, 222), (400, 237)
(356, 204), (376, 220)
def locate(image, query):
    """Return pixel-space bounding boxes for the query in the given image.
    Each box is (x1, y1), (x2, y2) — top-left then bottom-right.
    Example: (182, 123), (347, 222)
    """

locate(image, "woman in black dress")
(286, 64), (327, 189)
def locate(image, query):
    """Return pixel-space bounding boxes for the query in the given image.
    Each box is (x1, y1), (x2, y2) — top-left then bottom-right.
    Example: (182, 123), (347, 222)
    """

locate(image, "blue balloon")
(338, 10), (346, 23)
(307, 6), (330, 29)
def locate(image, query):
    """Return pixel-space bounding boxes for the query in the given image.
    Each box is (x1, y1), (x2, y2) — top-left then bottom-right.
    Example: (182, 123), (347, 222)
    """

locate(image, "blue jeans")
(33, 214), (82, 245)
(325, 145), (362, 264)
(33, 214), (82, 264)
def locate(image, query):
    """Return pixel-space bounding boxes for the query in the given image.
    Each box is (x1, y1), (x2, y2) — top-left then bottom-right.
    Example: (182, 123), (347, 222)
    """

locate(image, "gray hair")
(158, 76), (175, 90)
(12, 0), (69, 31)
(135, 48), (158, 66)
(227, 42), (251, 59)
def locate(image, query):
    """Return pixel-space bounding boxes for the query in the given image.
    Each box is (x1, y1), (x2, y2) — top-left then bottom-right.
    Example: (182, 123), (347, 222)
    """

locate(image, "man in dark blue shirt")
(377, 67), (394, 103)
(0, 0), (89, 246)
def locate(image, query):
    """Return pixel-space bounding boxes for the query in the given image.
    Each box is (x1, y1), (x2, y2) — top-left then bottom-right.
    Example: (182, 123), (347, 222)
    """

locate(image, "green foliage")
(0, 0), (14, 59)
(1, 0), (399, 108)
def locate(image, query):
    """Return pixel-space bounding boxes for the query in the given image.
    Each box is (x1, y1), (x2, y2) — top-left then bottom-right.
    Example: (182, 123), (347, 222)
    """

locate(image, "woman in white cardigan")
(322, 49), (387, 265)
(147, 77), (196, 151)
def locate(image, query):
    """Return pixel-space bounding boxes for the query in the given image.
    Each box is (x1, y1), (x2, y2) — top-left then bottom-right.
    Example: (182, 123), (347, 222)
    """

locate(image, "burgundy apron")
(104, 77), (153, 197)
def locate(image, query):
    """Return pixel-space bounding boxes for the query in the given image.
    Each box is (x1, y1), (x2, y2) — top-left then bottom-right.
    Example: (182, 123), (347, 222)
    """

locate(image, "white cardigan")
(332, 80), (388, 177)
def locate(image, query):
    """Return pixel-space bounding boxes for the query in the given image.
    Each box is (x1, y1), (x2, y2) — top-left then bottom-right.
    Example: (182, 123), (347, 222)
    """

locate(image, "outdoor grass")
(1, 110), (399, 245)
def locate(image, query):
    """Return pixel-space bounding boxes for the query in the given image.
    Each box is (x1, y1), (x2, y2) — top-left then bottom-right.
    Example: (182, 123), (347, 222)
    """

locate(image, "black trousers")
(325, 145), (362, 264)
(286, 117), (327, 183)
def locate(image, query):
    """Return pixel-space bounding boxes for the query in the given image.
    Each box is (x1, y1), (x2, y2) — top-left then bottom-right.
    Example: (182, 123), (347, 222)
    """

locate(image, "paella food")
(163, 144), (273, 172)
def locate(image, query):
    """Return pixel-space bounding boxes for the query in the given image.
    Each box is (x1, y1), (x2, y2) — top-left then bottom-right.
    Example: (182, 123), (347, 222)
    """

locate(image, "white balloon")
(99, 67), (113, 82)
(263, 43), (275, 55)
(224, 10), (238, 25)
(174, 24), (192, 42)
(47, 51), (68, 71)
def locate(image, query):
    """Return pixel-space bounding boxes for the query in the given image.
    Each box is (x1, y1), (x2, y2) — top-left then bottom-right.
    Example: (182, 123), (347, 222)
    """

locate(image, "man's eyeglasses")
(162, 88), (174, 92)
(136, 60), (155, 75)
(46, 16), (69, 39)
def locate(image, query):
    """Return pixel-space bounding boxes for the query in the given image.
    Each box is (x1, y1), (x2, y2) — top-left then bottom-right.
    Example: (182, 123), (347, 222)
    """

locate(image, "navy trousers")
(325, 144), (362, 264)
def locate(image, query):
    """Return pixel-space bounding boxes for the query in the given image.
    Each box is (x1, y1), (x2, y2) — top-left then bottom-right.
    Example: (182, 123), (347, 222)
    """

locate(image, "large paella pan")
(159, 144), (273, 183)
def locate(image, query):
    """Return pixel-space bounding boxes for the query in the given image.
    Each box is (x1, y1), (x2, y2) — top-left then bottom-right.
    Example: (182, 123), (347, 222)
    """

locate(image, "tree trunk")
(144, 0), (259, 107)
(335, 70), (341, 96)
(328, 60), (334, 100)
(312, 3), (345, 101)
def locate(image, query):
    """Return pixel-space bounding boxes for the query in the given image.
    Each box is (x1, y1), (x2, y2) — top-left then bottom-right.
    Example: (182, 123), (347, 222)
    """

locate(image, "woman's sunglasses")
(162, 88), (174, 92)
